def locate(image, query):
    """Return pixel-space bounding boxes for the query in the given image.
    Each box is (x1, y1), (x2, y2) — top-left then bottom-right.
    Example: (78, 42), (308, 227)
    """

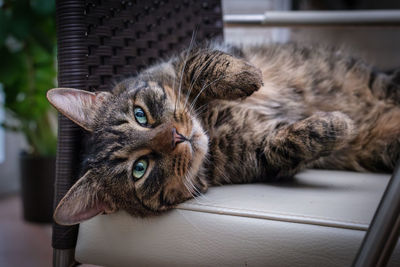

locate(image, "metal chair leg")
(53, 248), (77, 267)
(353, 161), (400, 267)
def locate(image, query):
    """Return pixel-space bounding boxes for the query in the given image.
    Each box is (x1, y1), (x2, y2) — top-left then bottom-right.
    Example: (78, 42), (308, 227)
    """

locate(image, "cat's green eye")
(132, 158), (148, 179)
(134, 107), (148, 126)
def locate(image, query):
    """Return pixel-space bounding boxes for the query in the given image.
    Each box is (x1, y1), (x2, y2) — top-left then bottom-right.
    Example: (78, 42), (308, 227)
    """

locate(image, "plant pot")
(20, 152), (55, 223)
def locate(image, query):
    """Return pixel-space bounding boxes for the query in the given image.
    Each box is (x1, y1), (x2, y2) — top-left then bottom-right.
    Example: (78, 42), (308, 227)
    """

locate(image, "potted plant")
(0, 0), (57, 223)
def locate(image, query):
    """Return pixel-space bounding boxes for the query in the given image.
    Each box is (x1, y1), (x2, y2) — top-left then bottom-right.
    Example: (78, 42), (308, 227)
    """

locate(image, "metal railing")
(224, 10), (400, 27)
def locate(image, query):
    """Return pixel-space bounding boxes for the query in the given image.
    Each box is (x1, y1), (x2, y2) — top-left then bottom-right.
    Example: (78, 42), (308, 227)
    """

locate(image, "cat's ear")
(53, 171), (117, 225)
(47, 88), (111, 131)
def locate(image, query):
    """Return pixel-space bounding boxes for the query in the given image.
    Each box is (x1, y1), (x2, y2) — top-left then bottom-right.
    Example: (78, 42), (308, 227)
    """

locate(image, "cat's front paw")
(220, 60), (263, 99)
(185, 50), (263, 105)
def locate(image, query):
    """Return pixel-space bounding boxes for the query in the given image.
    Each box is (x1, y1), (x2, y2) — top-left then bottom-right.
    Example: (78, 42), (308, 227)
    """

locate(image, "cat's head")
(47, 45), (262, 225)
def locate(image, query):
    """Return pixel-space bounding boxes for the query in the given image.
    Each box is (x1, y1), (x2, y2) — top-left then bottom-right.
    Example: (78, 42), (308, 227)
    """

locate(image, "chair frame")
(53, 0), (223, 265)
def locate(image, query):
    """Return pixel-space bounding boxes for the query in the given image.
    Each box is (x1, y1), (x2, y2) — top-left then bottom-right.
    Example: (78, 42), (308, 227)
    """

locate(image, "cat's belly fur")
(201, 45), (400, 184)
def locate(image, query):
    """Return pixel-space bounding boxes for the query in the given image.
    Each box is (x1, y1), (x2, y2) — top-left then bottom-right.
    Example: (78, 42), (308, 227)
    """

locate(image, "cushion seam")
(178, 202), (369, 226)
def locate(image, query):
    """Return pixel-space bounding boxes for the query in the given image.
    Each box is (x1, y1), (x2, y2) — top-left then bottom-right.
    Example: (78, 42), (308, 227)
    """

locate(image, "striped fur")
(49, 42), (400, 225)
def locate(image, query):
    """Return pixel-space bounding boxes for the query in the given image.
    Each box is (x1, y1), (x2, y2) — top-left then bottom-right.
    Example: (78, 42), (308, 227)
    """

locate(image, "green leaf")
(0, 0), (57, 156)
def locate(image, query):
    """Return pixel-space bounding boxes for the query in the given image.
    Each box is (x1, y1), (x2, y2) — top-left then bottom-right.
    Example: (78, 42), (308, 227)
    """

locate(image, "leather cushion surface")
(75, 170), (400, 266)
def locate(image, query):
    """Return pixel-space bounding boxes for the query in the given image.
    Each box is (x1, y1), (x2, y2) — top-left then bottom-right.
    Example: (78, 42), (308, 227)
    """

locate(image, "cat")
(47, 42), (400, 225)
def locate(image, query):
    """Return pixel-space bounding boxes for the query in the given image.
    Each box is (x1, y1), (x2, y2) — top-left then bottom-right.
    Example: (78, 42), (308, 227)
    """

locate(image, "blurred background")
(0, 0), (400, 266)
(1, 0), (57, 266)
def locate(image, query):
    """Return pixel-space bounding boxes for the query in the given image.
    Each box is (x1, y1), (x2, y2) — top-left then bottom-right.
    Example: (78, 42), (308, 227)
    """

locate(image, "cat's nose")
(172, 127), (187, 150)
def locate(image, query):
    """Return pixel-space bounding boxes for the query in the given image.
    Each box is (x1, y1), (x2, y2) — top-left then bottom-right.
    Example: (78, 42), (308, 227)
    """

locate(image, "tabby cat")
(47, 42), (400, 225)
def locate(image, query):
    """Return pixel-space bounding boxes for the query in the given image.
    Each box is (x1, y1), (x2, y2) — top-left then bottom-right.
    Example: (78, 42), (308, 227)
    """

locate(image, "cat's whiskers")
(176, 209), (202, 232)
(183, 166), (211, 204)
(172, 61), (177, 116)
(182, 177), (196, 200)
(185, 175), (197, 195)
(175, 30), (197, 115)
(191, 184), (210, 203)
(188, 71), (249, 114)
(182, 171), (198, 199)
(214, 164), (232, 184)
(183, 53), (210, 112)
(194, 194), (209, 204)
(193, 103), (208, 117)
(188, 73), (232, 113)
(183, 178), (209, 205)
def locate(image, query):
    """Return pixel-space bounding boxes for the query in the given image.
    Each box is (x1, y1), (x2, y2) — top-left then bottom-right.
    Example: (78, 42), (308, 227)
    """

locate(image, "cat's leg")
(311, 105), (400, 173)
(206, 109), (354, 184)
(260, 111), (355, 179)
(369, 69), (400, 104)
(175, 48), (263, 106)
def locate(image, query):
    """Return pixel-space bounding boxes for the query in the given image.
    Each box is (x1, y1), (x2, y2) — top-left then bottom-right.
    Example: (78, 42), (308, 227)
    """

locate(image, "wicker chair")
(53, 0), (223, 265)
(53, 1), (400, 266)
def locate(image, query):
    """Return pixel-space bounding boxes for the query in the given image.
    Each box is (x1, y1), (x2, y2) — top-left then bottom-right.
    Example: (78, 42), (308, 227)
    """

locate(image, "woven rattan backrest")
(86, 0), (223, 91)
(53, 0), (223, 250)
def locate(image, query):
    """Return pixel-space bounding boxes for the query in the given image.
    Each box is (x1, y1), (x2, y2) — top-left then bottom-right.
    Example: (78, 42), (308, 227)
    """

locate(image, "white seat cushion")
(75, 170), (400, 266)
